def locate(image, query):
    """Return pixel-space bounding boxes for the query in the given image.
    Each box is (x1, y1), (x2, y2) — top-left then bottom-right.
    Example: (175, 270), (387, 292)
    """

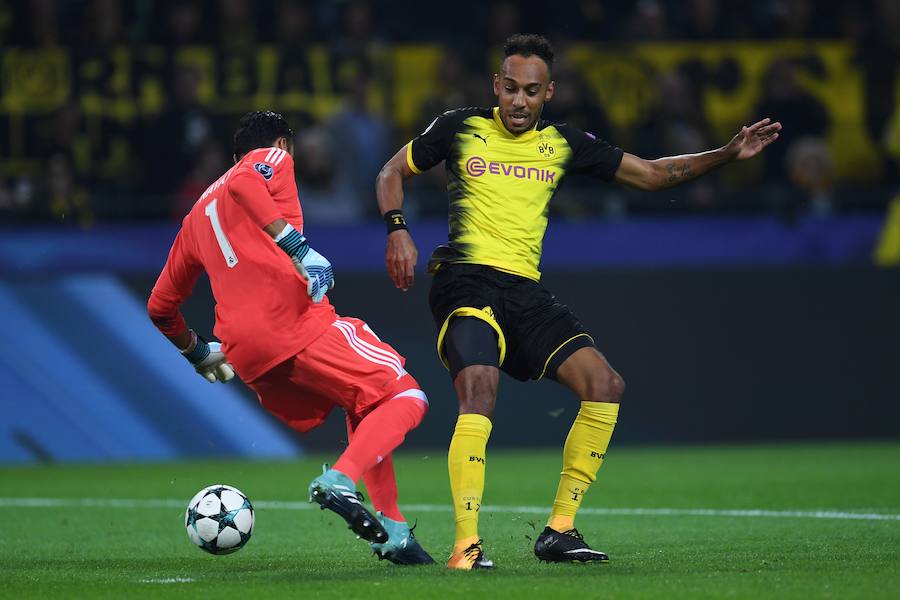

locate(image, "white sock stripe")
(264, 148), (277, 162)
(332, 322), (405, 377)
(390, 388), (429, 405)
(334, 319), (403, 370)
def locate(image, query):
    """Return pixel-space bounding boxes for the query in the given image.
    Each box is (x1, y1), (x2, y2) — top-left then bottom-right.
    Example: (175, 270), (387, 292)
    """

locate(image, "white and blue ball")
(185, 484), (254, 555)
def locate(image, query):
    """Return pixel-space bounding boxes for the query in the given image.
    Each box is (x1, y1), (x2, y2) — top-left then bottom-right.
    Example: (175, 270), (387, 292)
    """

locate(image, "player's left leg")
(535, 346), (623, 563)
(498, 276), (622, 562)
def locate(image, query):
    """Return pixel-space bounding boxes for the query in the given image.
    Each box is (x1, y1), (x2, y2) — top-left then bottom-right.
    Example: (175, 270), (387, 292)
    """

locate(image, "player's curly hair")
(233, 111), (294, 158)
(503, 34), (554, 74)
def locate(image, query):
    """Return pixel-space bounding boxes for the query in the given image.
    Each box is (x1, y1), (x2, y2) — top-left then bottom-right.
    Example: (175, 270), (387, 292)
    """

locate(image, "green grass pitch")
(1, 442), (898, 599)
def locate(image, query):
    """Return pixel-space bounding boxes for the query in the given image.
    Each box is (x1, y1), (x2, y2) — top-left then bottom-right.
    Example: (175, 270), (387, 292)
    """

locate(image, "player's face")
(493, 55), (555, 135)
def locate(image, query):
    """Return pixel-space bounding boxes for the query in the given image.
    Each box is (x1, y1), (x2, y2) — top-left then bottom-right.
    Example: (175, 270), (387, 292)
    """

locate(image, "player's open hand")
(727, 118), (782, 160)
(386, 229), (418, 291)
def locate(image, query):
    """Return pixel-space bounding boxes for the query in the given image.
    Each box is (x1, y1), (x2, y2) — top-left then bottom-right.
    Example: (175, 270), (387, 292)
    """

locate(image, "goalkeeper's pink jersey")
(148, 147), (336, 382)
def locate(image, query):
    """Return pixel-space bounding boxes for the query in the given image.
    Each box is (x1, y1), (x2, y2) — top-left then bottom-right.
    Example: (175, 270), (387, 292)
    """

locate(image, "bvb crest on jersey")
(537, 140), (555, 157)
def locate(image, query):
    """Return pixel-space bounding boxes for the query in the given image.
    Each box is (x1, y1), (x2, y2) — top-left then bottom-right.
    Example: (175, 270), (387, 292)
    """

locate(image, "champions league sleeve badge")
(254, 162), (274, 180)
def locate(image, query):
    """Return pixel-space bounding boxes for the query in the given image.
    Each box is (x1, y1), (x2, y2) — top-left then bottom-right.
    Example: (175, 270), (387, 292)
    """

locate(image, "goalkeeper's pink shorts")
(248, 316), (421, 433)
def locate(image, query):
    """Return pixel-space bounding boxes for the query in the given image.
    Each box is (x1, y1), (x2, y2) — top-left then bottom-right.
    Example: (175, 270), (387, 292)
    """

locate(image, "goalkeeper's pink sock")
(334, 390), (427, 507)
(339, 413), (405, 521)
(361, 453), (404, 522)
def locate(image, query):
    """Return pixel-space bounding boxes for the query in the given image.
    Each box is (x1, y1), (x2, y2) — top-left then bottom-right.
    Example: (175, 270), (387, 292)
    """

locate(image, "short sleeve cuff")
(406, 142), (422, 174)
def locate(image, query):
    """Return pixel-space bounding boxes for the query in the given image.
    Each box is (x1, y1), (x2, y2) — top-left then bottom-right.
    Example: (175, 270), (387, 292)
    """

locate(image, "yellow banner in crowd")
(567, 41), (881, 181)
(0, 41), (892, 183)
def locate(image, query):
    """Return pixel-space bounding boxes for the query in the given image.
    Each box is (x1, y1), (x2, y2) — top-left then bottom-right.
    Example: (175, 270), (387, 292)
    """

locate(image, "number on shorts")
(204, 198), (238, 268)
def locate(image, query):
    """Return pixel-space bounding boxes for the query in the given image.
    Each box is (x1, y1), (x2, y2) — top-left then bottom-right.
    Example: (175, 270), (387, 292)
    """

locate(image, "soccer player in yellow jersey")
(376, 34), (781, 569)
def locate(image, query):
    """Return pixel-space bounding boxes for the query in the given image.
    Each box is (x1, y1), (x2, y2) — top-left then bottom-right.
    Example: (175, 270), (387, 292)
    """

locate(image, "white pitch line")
(1, 497), (898, 522)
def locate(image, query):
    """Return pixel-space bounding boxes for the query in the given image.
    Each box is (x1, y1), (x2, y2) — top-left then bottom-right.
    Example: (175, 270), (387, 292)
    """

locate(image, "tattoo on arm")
(665, 162), (693, 184)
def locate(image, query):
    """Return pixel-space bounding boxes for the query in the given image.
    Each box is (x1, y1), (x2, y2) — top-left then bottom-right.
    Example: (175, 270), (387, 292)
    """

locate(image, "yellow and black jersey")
(407, 106), (623, 281)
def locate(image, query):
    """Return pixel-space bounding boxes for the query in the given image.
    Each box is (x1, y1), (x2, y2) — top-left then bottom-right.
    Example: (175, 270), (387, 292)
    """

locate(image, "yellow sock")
(548, 401), (619, 531)
(448, 413), (492, 551)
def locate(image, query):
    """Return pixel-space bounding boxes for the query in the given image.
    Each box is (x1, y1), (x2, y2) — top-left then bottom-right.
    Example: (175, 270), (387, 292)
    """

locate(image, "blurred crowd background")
(2, 1), (900, 462)
(2, 0), (900, 227)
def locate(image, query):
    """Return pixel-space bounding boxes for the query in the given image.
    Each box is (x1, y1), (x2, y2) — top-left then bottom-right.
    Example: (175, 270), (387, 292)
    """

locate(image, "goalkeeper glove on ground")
(275, 224), (335, 303)
(181, 331), (235, 383)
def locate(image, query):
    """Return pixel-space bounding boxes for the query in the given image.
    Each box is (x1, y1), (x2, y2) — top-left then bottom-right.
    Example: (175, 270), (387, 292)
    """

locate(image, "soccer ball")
(185, 484), (255, 555)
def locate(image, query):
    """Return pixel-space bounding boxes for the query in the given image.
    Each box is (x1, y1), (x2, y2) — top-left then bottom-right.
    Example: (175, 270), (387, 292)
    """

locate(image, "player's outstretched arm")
(376, 144), (419, 292)
(148, 237), (235, 384)
(614, 117), (782, 191)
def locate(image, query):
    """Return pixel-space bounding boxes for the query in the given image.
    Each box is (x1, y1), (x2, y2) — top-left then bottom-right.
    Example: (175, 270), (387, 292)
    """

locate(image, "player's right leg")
(317, 387), (428, 546)
(305, 317), (433, 553)
(326, 387), (427, 494)
(246, 356), (390, 542)
(366, 457), (435, 565)
(249, 318), (430, 547)
(344, 414), (434, 565)
(443, 316), (501, 570)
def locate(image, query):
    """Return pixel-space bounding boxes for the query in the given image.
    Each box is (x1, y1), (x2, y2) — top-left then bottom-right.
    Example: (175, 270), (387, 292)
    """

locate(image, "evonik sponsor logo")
(465, 156), (556, 183)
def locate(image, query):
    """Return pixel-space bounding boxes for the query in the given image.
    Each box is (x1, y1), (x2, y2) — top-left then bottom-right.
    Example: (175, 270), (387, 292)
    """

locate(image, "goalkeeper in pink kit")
(148, 111), (433, 565)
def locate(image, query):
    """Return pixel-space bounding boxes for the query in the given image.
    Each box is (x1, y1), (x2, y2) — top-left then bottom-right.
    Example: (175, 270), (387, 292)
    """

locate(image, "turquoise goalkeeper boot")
(370, 513), (435, 565)
(308, 464), (388, 544)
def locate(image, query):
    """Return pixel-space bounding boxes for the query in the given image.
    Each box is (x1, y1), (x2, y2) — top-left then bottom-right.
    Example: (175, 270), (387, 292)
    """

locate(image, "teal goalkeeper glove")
(275, 224), (335, 303)
(182, 331), (235, 383)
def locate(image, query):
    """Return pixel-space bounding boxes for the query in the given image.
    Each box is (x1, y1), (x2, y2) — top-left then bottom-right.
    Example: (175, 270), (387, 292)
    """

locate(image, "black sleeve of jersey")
(557, 123), (624, 182)
(409, 109), (470, 172)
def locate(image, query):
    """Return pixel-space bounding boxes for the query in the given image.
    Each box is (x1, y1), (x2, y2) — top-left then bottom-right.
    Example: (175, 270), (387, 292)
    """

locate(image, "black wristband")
(182, 330), (211, 364)
(384, 209), (408, 234)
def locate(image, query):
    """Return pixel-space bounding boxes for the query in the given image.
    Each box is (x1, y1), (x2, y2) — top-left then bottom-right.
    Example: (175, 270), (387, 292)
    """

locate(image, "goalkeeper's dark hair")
(233, 111), (294, 158)
(503, 34), (554, 74)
